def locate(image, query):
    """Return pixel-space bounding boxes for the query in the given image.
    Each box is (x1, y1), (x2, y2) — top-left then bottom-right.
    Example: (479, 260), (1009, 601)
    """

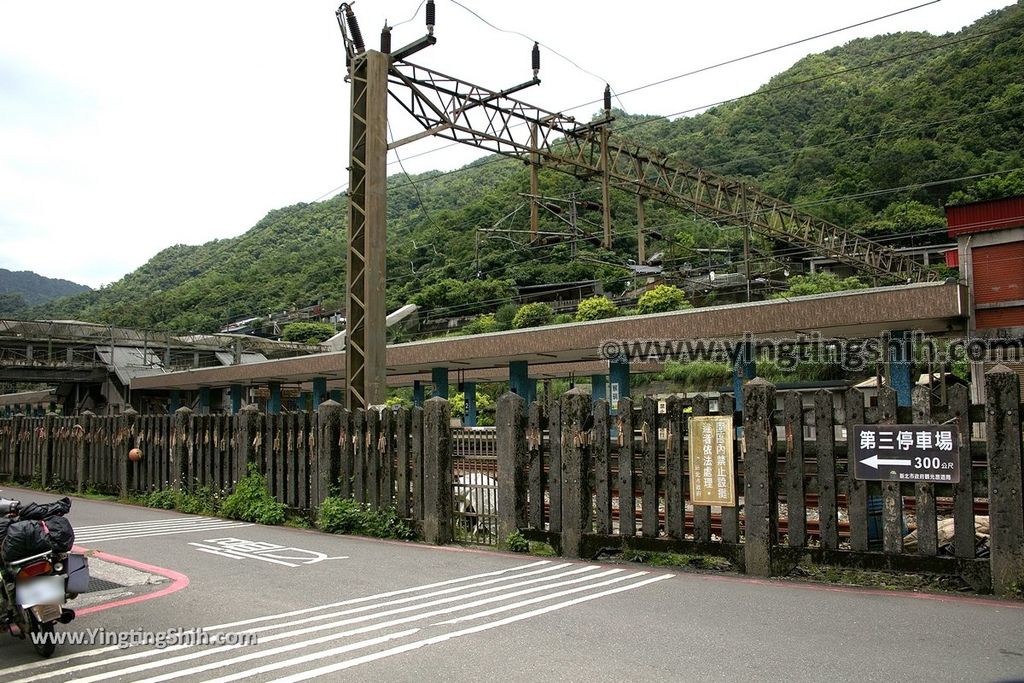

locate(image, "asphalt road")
(1, 486), (1023, 682)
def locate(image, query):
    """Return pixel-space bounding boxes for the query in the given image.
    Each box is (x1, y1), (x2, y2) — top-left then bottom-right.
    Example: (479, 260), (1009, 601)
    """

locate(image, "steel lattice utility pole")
(340, 4), (389, 411)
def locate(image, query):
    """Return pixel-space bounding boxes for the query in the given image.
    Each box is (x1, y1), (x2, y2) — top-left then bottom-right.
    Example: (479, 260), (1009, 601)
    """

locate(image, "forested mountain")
(32, 2), (1024, 333)
(0, 269), (89, 317)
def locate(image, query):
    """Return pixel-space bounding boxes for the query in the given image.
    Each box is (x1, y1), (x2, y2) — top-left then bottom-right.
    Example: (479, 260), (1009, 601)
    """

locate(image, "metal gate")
(451, 427), (498, 546)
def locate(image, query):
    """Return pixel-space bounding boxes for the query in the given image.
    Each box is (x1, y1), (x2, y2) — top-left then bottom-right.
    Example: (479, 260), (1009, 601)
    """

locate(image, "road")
(1, 486), (1022, 682)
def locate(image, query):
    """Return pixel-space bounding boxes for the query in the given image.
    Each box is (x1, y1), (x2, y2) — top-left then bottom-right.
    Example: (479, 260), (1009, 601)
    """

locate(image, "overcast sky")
(0, 0), (1015, 288)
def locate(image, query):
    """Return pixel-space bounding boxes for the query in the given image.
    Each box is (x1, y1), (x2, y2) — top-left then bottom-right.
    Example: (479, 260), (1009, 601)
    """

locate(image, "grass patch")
(621, 549), (733, 571)
(789, 564), (972, 593)
(528, 541), (557, 557)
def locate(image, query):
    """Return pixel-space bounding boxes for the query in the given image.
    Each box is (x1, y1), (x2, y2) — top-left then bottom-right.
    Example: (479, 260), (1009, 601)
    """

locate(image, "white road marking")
(75, 521), (254, 544)
(0, 559), (671, 683)
(0, 561), (554, 679)
(262, 574), (674, 683)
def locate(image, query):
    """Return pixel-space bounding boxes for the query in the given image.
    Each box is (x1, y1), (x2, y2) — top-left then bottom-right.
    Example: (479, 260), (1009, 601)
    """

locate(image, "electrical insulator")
(380, 24), (391, 53)
(426, 0), (435, 34)
(603, 84), (611, 114)
(532, 42), (540, 77)
(344, 5), (365, 53)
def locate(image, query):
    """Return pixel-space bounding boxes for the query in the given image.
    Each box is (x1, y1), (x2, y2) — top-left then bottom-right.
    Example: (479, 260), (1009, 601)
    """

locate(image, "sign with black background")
(852, 424), (960, 483)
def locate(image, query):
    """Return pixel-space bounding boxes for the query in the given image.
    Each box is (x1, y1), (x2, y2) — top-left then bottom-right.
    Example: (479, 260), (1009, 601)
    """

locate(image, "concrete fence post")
(496, 392), (528, 541)
(743, 378), (777, 577)
(76, 411), (94, 494)
(234, 404), (262, 487)
(560, 388), (593, 559)
(985, 365), (1024, 596)
(120, 408), (139, 499)
(172, 406), (193, 493)
(422, 397), (452, 545)
(41, 412), (56, 490)
(315, 400), (343, 508)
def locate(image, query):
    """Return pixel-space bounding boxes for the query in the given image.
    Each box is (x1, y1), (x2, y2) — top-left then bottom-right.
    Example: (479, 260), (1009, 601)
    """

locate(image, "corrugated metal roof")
(947, 195), (1024, 237)
(94, 346), (167, 385)
(214, 351), (269, 366)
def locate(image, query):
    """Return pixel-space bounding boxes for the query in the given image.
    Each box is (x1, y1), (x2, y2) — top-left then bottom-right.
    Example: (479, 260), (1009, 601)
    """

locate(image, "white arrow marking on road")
(860, 455), (912, 469)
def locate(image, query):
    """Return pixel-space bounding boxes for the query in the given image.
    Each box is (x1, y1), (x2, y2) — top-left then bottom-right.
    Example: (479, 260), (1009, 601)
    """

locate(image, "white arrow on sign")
(860, 455), (912, 469)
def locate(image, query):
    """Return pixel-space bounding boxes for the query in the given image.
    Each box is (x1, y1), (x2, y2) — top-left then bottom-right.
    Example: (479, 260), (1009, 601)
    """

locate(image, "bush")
(575, 295), (619, 322)
(504, 530), (529, 553)
(221, 464), (286, 525)
(512, 302), (554, 329)
(143, 489), (178, 510)
(463, 314), (500, 335)
(316, 497), (416, 540)
(636, 285), (691, 314)
(495, 303), (519, 329)
(282, 322), (336, 345)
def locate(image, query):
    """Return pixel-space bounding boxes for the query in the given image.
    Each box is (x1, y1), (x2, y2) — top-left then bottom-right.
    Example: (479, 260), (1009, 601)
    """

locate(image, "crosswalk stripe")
(263, 574), (674, 683)
(76, 523), (253, 544)
(0, 560), (670, 683)
(75, 517), (225, 531)
(0, 561), (554, 679)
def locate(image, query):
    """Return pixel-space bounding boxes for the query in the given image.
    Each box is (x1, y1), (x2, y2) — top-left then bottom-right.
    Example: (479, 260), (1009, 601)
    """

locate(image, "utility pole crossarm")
(386, 61), (936, 284)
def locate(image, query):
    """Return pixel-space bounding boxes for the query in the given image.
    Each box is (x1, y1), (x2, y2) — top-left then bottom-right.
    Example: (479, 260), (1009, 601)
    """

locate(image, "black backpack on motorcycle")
(1, 517), (75, 562)
(17, 497), (71, 521)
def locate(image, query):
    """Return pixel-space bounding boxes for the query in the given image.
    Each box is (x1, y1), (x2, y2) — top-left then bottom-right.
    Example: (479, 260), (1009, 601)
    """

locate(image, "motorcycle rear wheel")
(30, 616), (56, 658)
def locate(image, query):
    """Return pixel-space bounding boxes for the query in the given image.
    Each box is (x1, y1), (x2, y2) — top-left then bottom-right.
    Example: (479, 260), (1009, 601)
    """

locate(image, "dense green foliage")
(316, 497), (416, 540)
(512, 302), (554, 329)
(221, 464), (287, 525)
(636, 285), (691, 314)
(28, 4), (1024, 331)
(575, 296), (619, 321)
(282, 322), (335, 344)
(773, 272), (869, 299)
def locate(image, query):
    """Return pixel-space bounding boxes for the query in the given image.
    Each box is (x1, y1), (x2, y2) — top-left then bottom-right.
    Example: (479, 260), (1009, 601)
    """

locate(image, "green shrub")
(512, 302), (554, 329)
(575, 295), (619, 322)
(281, 321), (336, 344)
(636, 285), (691, 314)
(316, 497), (416, 540)
(463, 314), (500, 335)
(143, 489), (178, 510)
(504, 530), (529, 553)
(221, 464), (286, 525)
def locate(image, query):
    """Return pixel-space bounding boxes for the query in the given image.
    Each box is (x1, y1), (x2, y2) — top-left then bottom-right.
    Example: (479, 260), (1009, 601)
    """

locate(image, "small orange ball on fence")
(128, 448), (143, 462)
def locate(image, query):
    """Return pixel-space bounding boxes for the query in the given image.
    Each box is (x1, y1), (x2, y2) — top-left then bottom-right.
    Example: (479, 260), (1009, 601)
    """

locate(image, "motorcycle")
(0, 493), (87, 658)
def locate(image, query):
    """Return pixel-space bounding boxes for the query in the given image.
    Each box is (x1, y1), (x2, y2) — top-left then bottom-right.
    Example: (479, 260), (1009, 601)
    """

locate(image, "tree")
(772, 272), (867, 299)
(463, 314), (499, 335)
(636, 285), (691, 314)
(282, 322), (336, 345)
(512, 302), (554, 329)
(575, 296), (619, 322)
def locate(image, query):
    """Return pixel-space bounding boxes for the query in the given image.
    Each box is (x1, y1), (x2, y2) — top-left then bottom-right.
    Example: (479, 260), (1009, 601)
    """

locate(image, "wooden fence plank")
(527, 402), (545, 529)
(815, 391), (838, 551)
(845, 389), (868, 552)
(396, 407), (410, 518)
(912, 385), (938, 556)
(691, 395), (711, 543)
(950, 385), (975, 560)
(640, 397), (658, 538)
(665, 396), (684, 539)
(412, 407), (424, 521)
(548, 400), (562, 533)
(719, 394), (740, 544)
(617, 398), (635, 537)
(353, 409), (366, 504)
(366, 409), (380, 509)
(878, 387), (904, 554)
(594, 399), (612, 535)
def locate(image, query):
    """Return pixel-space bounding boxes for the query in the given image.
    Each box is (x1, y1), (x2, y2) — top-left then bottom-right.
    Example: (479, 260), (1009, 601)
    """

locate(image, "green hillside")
(0, 268), (90, 317)
(33, 2), (1024, 333)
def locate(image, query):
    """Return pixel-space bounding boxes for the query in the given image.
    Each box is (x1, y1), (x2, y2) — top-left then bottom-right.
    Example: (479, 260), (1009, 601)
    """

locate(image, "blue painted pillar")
(330, 389), (342, 403)
(296, 392), (309, 412)
(268, 382), (282, 415)
(609, 360), (630, 405)
(230, 384), (243, 414)
(889, 330), (913, 408)
(312, 377), (327, 408)
(431, 368), (449, 399)
(732, 340), (757, 414)
(198, 387), (211, 415)
(169, 390), (180, 414)
(412, 381), (424, 407)
(463, 382), (477, 427)
(527, 379), (538, 404)
(509, 360), (530, 399)
(591, 375), (607, 402)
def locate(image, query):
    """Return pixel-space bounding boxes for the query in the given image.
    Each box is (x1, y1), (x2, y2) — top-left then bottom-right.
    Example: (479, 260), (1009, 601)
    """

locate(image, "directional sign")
(852, 424), (960, 483)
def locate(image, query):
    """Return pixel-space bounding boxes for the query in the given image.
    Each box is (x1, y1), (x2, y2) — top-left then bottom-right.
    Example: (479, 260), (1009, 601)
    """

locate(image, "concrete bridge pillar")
(169, 390), (180, 414)
(889, 330), (913, 408)
(431, 368), (448, 399)
(733, 340), (756, 414)
(413, 380), (424, 407)
(509, 360), (530, 400)
(312, 377), (327, 408)
(198, 387), (211, 415)
(609, 360), (630, 407)
(463, 382), (477, 426)
(268, 382), (282, 415)
(230, 384), (243, 414)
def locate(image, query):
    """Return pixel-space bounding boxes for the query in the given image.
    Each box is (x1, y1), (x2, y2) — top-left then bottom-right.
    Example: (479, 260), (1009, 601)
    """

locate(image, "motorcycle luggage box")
(66, 553), (89, 595)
